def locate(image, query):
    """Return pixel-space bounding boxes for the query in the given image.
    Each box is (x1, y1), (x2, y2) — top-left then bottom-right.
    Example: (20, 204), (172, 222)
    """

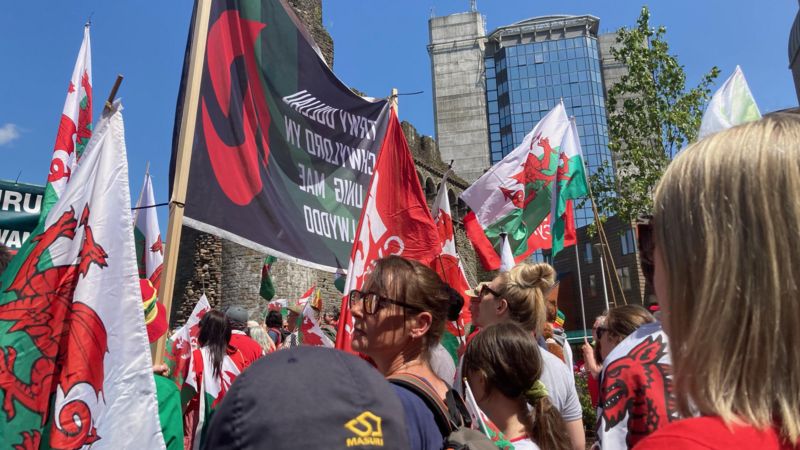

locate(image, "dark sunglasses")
(348, 290), (423, 315)
(479, 284), (501, 298)
(636, 216), (654, 287)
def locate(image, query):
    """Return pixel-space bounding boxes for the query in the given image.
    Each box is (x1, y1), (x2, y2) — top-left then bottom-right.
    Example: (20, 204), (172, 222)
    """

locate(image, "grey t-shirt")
(539, 348), (583, 421)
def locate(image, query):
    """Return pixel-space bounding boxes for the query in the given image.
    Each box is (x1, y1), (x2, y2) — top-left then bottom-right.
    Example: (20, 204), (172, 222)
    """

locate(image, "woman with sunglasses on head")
(634, 115), (800, 449)
(466, 262), (585, 450)
(464, 322), (571, 450)
(349, 255), (455, 450)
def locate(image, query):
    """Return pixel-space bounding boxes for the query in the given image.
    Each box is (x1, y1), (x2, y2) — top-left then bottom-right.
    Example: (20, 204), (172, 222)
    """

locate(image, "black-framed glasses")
(636, 216), (654, 287)
(479, 284), (501, 299)
(348, 290), (424, 315)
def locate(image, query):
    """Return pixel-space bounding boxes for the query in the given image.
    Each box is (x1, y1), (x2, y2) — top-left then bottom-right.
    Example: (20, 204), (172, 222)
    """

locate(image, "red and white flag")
(335, 108), (441, 352)
(164, 294), (211, 387)
(41, 24), (93, 218)
(430, 170), (472, 358)
(297, 285), (315, 307)
(299, 301), (334, 347)
(133, 170), (164, 290)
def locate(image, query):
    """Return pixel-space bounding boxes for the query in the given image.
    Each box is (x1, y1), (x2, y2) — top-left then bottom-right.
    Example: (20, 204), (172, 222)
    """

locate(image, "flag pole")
(102, 74), (124, 113)
(574, 239), (588, 334)
(390, 88), (399, 115)
(580, 153), (627, 306)
(154, 0), (214, 365)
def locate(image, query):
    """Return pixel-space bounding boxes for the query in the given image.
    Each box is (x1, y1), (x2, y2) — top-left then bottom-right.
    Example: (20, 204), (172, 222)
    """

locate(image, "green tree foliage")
(591, 6), (719, 223)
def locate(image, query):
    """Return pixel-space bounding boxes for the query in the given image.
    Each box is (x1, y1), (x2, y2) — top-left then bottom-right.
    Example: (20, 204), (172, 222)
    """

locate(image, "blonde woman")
(468, 262), (585, 450)
(635, 114), (800, 449)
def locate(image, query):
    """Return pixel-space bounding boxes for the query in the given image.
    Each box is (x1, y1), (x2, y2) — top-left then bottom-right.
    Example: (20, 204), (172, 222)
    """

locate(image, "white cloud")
(0, 123), (20, 146)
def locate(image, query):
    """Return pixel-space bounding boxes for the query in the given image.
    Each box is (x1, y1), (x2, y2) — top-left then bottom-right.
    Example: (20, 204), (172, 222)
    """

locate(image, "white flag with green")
(698, 65), (761, 139)
(550, 117), (589, 257)
(41, 25), (93, 220)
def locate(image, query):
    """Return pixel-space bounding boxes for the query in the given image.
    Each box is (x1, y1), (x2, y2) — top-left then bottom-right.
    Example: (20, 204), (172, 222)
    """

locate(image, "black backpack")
(389, 374), (497, 450)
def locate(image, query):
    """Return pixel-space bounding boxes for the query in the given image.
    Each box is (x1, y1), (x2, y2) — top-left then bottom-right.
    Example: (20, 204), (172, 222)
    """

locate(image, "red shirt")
(229, 331), (264, 370)
(634, 416), (797, 450)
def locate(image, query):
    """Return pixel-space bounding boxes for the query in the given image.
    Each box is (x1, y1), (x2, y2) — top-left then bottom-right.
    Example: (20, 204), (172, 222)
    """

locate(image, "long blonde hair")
(653, 113), (800, 443)
(497, 262), (555, 335)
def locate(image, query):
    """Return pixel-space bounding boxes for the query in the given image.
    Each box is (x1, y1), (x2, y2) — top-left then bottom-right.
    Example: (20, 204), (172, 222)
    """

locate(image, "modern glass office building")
(484, 15), (613, 227)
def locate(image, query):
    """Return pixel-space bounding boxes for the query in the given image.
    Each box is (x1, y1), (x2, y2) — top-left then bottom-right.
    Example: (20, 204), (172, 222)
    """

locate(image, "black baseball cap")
(202, 346), (411, 449)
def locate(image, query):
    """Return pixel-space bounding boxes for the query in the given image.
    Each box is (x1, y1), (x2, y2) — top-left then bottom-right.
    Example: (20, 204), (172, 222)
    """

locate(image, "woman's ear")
(409, 311), (432, 339)
(496, 298), (509, 316)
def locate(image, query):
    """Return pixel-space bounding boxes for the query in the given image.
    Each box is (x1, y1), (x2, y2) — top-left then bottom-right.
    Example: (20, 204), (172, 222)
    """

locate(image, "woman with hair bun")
(464, 322), (571, 450)
(467, 262), (585, 450)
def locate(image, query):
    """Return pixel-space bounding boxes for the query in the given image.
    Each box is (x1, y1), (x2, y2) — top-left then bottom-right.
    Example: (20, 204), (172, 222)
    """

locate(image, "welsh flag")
(133, 170), (164, 290)
(268, 298), (288, 313)
(185, 347), (241, 449)
(698, 65), (761, 140)
(463, 378), (515, 450)
(41, 25), (92, 219)
(259, 255), (276, 301)
(430, 170), (471, 362)
(297, 301), (334, 347)
(0, 102), (165, 449)
(461, 103), (570, 270)
(549, 118), (588, 257)
(335, 108), (441, 352)
(164, 294), (211, 388)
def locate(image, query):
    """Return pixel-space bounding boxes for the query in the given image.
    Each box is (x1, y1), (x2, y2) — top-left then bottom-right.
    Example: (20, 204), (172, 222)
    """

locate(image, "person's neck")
(481, 395), (528, 441)
(373, 343), (428, 378)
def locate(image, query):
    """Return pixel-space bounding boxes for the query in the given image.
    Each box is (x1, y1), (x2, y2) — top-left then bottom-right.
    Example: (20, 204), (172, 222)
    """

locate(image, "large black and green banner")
(171, 0), (389, 272)
(0, 180), (44, 252)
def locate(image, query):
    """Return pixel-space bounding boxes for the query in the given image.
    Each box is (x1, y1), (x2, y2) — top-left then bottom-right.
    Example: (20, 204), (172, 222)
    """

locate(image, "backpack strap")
(389, 374), (456, 436)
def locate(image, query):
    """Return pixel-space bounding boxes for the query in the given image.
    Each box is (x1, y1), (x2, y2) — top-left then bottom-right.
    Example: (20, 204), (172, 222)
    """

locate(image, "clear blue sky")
(1, 0), (796, 233)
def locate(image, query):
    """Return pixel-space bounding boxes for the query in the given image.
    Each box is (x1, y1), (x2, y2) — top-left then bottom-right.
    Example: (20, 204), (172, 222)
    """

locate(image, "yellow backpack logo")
(344, 411), (384, 447)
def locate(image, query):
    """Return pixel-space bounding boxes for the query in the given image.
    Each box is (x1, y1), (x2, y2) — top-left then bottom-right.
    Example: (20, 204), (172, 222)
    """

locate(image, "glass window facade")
(485, 35), (613, 227)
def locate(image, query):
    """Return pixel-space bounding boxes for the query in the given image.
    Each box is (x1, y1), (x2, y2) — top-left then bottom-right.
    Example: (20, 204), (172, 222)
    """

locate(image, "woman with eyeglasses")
(633, 115), (800, 449)
(466, 262), (586, 450)
(349, 255), (454, 450)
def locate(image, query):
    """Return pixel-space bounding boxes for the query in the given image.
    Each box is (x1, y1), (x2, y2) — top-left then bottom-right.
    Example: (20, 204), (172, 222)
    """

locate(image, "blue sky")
(0, 0), (796, 233)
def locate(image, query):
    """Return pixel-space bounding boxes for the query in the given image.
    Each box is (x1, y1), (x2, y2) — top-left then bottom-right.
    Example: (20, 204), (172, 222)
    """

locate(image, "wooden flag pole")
(153, 0), (214, 365)
(390, 88), (399, 115)
(103, 75), (124, 113)
(580, 156), (628, 307)
(573, 239), (588, 334)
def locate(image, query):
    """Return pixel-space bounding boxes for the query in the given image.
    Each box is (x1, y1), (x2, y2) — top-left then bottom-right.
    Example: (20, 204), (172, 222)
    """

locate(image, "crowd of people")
(1, 113), (798, 449)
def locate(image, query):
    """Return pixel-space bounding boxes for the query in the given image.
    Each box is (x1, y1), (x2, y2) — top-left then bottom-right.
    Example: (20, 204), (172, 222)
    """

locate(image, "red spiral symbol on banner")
(201, 10), (271, 206)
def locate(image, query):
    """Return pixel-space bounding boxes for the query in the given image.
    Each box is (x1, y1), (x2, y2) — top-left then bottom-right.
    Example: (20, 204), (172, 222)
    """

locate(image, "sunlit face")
(350, 273), (411, 360)
(470, 276), (503, 328)
(653, 244), (670, 335)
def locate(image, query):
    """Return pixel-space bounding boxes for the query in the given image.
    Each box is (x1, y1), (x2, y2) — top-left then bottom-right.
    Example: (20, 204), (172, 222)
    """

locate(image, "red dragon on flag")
(0, 206), (108, 449)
